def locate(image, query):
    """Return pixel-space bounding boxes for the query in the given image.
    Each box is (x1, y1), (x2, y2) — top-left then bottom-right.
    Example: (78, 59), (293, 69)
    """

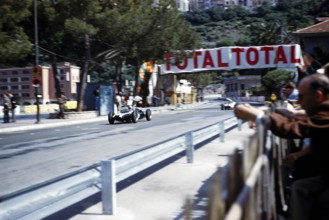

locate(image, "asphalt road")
(0, 102), (234, 197)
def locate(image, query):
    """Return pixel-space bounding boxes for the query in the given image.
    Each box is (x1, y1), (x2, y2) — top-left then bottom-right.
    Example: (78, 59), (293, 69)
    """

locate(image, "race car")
(108, 96), (152, 124)
(220, 98), (236, 110)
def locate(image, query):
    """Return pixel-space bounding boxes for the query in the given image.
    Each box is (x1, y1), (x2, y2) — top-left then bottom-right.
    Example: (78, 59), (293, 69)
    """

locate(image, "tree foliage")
(261, 69), (295, 96)
(0, 0), (32, 66)
(184, 0), (329, 47)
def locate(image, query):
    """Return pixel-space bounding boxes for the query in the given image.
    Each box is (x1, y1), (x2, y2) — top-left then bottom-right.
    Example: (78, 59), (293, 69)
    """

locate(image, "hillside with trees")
(184, 0), (328, 49)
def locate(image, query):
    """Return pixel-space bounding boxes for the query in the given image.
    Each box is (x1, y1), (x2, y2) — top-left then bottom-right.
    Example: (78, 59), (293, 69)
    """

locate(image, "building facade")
(189, 0), (276, 11)
(293, 17), (329, 73)
(176, 0), (190, 11)
(223, 75), (262, 99)
(0, 62), (80, 105)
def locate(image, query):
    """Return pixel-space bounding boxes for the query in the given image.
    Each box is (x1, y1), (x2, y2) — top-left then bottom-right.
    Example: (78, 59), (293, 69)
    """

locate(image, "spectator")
(234, 73), (329, 220)
(93, 86), (100, 110)
(57, 93), (66, 119)
(2, 92), (11, 123)
(281, 81), (299, 101)
(8, 92), (16, 122)
(317, 62), (329, 77)
(152, 95), (160, 107)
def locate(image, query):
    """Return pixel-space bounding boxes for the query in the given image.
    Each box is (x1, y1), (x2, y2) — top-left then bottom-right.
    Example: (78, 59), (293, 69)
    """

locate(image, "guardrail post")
(101, 159), (116, 215)
(219, 121), (225, 143)
(238, 119), (242, 131)
(185, 131), (194, 163)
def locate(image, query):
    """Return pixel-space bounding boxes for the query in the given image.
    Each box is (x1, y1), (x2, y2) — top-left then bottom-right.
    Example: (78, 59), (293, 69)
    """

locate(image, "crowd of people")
(234, 62), (329, 220)
(1, 91), (16, 123)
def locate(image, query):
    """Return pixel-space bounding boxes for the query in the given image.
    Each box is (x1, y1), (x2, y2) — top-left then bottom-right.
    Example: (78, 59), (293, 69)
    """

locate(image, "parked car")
(220, 98), (236, 110)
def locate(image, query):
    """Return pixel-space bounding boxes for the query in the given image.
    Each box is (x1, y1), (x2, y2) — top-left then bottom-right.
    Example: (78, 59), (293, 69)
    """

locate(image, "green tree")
(31, 0), (198, 110)
(0, 0), (32, 67)
(261, 69), (295, 98)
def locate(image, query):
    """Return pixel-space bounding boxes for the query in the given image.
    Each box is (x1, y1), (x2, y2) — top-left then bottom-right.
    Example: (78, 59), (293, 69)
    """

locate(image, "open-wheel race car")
(108, 96), (152, 124)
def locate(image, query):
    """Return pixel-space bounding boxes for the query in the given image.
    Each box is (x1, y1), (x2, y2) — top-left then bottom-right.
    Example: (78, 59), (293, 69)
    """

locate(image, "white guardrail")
(0, 116), (241, 220)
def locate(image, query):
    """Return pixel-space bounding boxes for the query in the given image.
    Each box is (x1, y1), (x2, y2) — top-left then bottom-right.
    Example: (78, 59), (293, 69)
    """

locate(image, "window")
(21, 77), (30, 82)
(22, 85), (30, 89)
(0, 78), (8, 82)
(11, 85), (19, 90)
(0, 86), (8, 90)
(22, 93), (30, 97)
(0, 71), (8, 75)
(12, 71), (18, 75)
(10, 78), (19, 82)
(240, 84), (245, 90)
(23, 70), (30, 74)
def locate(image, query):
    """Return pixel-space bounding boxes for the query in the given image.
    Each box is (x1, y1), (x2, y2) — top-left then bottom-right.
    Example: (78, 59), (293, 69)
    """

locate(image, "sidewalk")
(67, 122), (254, 220)
(0, 115), (107, 134)
(0, 102), (208, 134)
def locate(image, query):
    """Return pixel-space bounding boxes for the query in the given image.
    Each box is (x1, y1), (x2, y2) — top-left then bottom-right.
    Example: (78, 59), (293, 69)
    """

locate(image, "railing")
(204, 115), (291, 219)
(0, 116), (239, 220)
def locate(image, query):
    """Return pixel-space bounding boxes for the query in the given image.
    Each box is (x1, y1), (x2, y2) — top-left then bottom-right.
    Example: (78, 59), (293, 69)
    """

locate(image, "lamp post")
(34, 0), (40, 123)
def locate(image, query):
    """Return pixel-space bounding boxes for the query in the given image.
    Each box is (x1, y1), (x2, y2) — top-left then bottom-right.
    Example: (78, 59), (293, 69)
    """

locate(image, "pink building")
(0, 62), (80, 105)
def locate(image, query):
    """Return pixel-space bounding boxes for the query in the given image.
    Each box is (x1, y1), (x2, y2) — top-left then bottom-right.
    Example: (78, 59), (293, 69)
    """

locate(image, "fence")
(0, 116), (239, 220)
(204, 115), (292, 219)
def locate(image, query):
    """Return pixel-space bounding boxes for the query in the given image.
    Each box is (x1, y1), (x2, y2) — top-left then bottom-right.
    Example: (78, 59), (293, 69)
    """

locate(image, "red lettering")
(231, 48), (244, 66)
(164, 53), (173, 70)
(217, 49), (229, 67)
(290, 45), (301, 63)
(193, 51), (202, 69)
(260, 46), (274, 64)
(177, 58), (188, 70)
(274, 46), (287, 64)
(246, 47), (259, 65)
(202, 51), (215, 68)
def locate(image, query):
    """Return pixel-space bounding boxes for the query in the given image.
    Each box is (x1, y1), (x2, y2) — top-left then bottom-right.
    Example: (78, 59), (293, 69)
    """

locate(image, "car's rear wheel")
(146, 109), (152, 121)
(108, 113), (115, 124)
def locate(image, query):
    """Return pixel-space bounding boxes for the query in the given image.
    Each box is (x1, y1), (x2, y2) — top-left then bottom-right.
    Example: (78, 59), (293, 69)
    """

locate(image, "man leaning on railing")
(233, 73), (329, 220)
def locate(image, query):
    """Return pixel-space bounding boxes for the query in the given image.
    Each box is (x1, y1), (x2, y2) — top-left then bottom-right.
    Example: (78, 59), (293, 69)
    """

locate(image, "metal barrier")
(205, 115), (291, 219)
(0, 116), (239, 219)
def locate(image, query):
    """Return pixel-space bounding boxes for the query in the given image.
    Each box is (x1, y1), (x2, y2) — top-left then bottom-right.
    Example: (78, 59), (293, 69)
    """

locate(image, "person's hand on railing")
(233, 103), (264, 125)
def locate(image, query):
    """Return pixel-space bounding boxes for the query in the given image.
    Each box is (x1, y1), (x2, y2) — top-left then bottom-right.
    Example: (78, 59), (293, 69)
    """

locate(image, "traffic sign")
(32, 78), (41, 87)
(33, 65), (42, 79)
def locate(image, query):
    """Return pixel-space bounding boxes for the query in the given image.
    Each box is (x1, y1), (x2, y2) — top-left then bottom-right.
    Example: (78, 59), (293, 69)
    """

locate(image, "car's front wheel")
(146, 109), (152, 121)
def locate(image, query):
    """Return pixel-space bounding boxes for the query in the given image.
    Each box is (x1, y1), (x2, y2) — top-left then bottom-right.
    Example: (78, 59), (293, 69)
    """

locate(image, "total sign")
(160, 44), (304, 75)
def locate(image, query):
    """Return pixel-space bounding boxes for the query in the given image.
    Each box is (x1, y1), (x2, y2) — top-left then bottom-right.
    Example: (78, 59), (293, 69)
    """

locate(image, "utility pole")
(34, 0), (41, 124)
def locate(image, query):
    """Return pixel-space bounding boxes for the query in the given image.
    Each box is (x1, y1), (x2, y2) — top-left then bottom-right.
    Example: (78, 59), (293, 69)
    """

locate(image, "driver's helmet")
(133, 96), (143, 102)
(115, 95), (121, 102)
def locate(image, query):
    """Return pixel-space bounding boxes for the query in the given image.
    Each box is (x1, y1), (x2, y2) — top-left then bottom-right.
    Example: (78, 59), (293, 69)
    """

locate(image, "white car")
(220, 98), (236, 110)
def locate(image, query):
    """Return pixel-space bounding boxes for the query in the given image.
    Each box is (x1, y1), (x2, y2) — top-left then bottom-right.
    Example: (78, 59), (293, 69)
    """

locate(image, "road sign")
(32, 78), (41, 87)
(33, 65), (42, 79)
